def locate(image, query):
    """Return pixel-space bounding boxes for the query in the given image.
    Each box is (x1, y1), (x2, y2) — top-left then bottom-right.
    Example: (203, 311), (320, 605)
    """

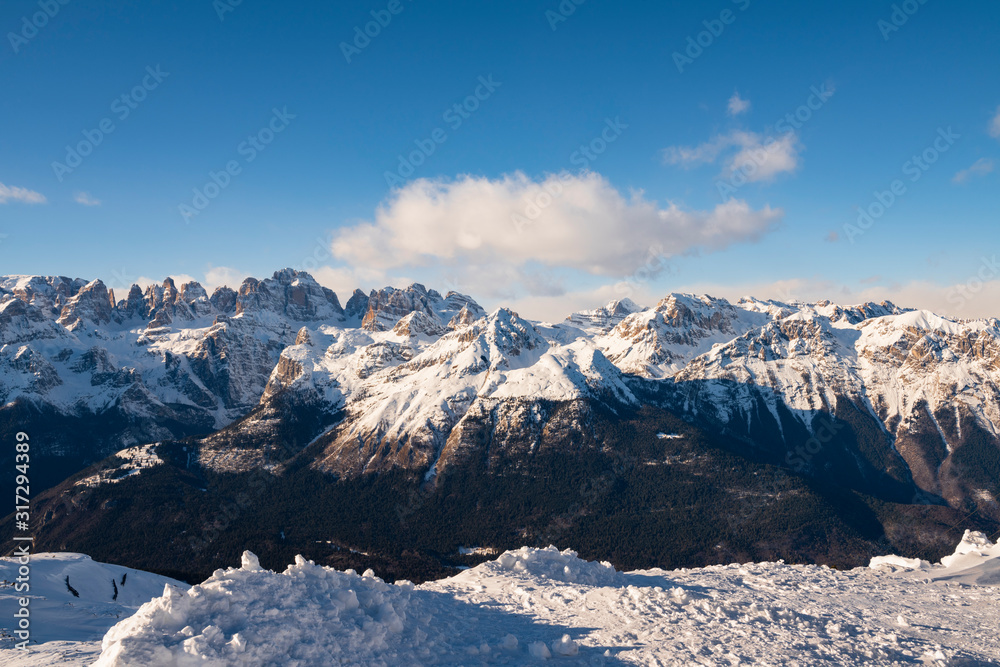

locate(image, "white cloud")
(450, 273), (1000, 324)
(158, 274), (199, 288)
(310, 265), (413, 300)
(74, 191), (101, 206)
(329, 172), (782, 299)
(727, 92), (751, 116)
(203, 266), (249, 292)
(663, 132), (745, 167)
(991, 105), (1000, 139)
(108, 269), (250, 296)
(664, 130), (801, 183)
(0, 183), (45, 204)
(723, 133), (800, 183)
(952, 157), (994, 183)
(671, 276), (1000, 321)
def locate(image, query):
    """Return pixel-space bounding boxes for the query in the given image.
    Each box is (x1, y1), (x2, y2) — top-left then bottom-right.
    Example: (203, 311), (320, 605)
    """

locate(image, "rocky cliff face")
(57, 279), (115, 330)
(235, 269), (344, 322)
(359, 284), (483, 332)
(0, 275), (88, 317)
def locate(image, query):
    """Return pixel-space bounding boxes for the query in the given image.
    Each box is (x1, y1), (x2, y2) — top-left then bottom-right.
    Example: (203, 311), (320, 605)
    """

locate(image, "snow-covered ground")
(2, 532), (999, 665)
(0, 553), (186, 666)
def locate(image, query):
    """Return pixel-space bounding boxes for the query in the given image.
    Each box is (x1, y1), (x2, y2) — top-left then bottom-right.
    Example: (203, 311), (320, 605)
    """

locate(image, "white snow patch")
(458, 546), (498, 557)
(485, 546), (624, 587)
(75, 444), (164, 488)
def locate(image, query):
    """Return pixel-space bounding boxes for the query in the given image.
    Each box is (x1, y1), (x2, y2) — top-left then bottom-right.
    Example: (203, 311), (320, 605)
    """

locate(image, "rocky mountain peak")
(112, 284), (148, 322)
(361, 285), (437, 332)
(567, 298), (643, 331)
(447, 305), (479, 331)
(392, 311), (446, 338)
(0, 295), (67, 345)
(179, 281), (208, 302)
(235, 269), (343, 322)
(441, 291), (485, 319)
(476, 307), (546, 356)
(655, 294), (736, 328)
(56, 279), (114, 330)
(344, 289), (370, 322)
(361, 284), (484, 333)
(295, 326), (313, 346)
(0, 275), (88, 317)
(179, 281), (213, 317)
(210, 286), (238, 313)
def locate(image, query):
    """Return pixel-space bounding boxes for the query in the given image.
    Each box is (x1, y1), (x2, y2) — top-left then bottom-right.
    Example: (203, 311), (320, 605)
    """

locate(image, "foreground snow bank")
(94, 550), (588, 666)
(32, 538), (1000, 665)
(870, 530), (1000, 585)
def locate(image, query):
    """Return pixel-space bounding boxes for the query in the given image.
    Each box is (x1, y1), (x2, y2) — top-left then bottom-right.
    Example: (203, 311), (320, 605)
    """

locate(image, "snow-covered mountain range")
(3, 269), (998, 521)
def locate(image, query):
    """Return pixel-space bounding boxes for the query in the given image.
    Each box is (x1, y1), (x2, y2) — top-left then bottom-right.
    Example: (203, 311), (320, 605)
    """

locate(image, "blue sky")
(2, 0), (999, 319)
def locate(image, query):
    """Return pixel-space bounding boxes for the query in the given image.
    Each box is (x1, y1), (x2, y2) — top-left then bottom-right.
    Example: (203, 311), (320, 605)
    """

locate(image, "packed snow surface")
(0, 553), (186, 665)
(3, 539), (990, 666)
(5, 537), (1000, 665)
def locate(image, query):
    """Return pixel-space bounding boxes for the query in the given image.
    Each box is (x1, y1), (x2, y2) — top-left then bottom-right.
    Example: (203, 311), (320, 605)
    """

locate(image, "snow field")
(89, 540), (1000, 666)
(5, 537), (1000, 665)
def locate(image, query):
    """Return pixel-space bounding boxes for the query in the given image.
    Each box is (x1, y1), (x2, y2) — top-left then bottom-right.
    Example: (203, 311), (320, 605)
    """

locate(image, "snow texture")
(0, 553), (186, 665)
(3, 535), (995, 666)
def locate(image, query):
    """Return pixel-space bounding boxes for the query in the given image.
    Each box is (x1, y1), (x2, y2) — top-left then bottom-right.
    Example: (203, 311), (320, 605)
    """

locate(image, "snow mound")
(95, 552), (416, 665)
(487, 546), (624, 587)
(942, 529), (1000, 564)
(93, 551), (580, 666)
(868, 554), (930, 571)
(870, 530), (1000, 586)
(934, 530), (1000, 585)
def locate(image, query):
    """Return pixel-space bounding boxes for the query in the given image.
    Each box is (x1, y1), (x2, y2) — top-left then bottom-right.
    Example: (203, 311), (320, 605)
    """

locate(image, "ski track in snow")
(2, 535), (999, 666)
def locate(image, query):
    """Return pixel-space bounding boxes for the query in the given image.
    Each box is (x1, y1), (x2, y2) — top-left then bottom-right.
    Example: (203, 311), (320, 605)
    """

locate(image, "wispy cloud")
(0, 183), (46, 204)
(664, 130), (801, 183)
(952, 158), (994, 184)
(991, 105), (1000, 139)
(727, 92), (751, 116)
(204, 265), (249, 291)
(74, 191), (102, 206)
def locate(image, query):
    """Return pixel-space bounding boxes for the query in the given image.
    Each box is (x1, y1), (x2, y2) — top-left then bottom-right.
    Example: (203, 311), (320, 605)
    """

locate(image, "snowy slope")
(596, 294), (772, 379)
(308, 307), (637, 477)
(3, 533), (986, 666)
(0, 552), (187, 663)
